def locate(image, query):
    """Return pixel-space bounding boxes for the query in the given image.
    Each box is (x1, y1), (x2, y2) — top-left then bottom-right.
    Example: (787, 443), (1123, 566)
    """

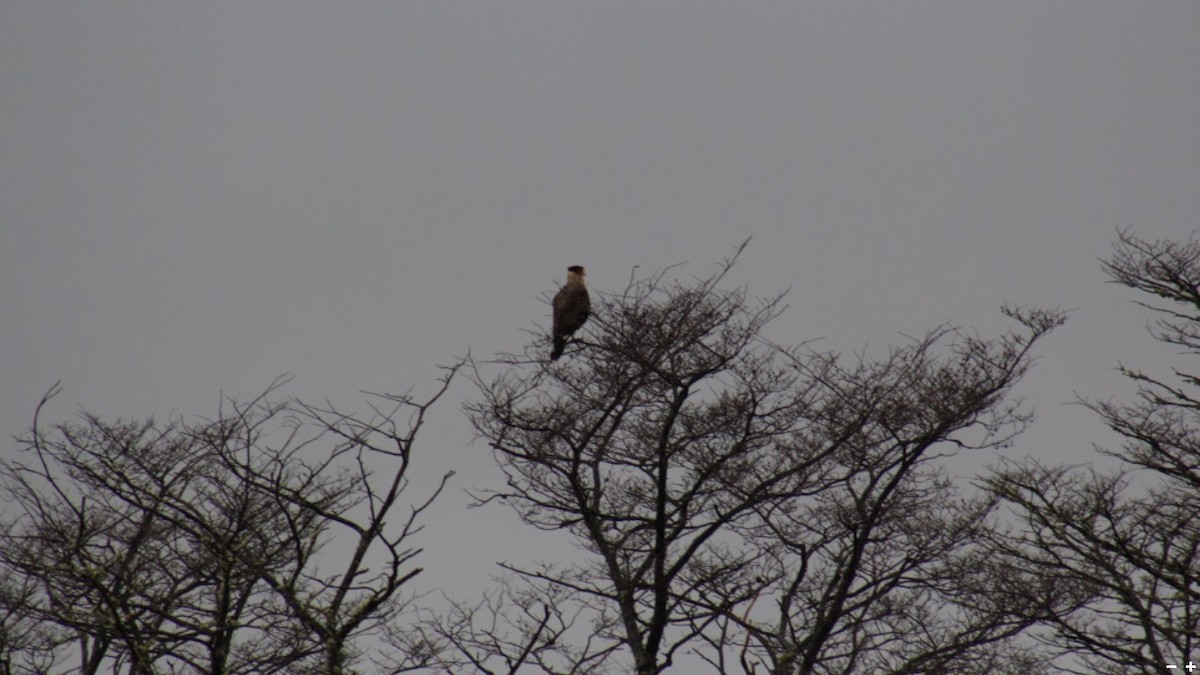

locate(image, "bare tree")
(985, 229), (1200, 674)
(0, 573), (62, 674)
(242, 365), (462, 675)
(723, 309), (1065, 675)
(0, 366), (460, 674)
(0, 383), (263, 674)
(459, 245), (1063, 674)
(413, 575), (599, 675)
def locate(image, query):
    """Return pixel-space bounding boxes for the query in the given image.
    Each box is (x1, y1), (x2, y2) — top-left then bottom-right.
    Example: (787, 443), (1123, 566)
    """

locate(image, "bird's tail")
(550, 336), (566, 361)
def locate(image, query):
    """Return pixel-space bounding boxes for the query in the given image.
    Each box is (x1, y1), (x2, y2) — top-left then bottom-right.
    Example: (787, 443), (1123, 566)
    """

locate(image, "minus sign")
(1168, 667), (1178, 670)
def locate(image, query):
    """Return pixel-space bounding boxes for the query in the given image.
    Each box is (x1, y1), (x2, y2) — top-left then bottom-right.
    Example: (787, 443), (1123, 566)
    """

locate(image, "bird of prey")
(551, 265), (590, 361)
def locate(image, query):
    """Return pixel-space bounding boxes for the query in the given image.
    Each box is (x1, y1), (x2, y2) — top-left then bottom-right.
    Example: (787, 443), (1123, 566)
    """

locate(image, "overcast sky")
(3, 0), (1199, 624)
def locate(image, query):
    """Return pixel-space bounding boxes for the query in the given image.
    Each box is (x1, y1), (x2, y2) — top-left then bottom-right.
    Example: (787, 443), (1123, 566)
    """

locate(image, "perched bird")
(551, 265), (590, 361)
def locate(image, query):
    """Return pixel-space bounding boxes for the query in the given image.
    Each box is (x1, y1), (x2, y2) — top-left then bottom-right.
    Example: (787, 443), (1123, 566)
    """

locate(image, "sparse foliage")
(15, 232), (1198, 673)
(726, 307), (1065, 675)
(0, 366), (461, 674)
(986, 229), (1200, 673)
(457, 245), (1064, 674)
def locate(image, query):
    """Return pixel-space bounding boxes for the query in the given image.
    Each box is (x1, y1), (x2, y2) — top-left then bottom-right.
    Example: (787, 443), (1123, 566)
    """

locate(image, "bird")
(551, 265), (590, 361)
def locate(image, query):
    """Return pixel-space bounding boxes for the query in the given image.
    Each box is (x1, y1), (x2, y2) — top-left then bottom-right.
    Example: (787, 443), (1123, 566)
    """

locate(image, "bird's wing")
(552, 287), (568, 325)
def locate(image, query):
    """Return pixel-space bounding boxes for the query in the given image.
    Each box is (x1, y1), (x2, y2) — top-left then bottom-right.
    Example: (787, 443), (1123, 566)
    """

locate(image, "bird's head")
(567, 265), (586, 284)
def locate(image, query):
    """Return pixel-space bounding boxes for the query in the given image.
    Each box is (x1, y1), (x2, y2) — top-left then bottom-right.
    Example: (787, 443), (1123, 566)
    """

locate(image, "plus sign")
(1186, 662), (1197, 672)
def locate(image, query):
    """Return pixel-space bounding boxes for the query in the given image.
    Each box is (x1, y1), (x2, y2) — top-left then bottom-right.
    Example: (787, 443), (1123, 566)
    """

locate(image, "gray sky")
(3, 0), (1199, 639)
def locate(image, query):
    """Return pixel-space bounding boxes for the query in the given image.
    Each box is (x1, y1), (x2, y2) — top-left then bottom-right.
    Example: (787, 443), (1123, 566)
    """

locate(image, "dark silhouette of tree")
(0, 366), (460, 674)
(252, 368), (460, 675)
(456, 244), (1064, 674)
(722, 311), (1065, 675)
(0, 574), (60, 674)
(414, 575), (594, 675)
(0, 383), (275, 674)
(986, 229), (1200, 674)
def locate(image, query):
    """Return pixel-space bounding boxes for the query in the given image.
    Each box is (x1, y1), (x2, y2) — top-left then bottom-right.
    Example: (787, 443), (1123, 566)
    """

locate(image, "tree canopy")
(4, 233), (1199, 674)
